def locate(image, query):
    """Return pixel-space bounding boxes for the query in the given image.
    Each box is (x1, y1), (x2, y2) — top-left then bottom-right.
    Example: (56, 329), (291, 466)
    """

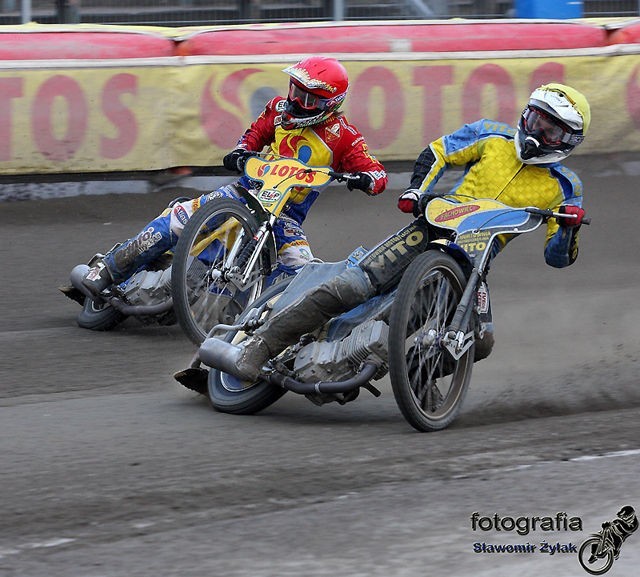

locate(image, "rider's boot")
(79, 216), (174, 298)
(81, 259), (115, 298)
(231, 267), (375, 382)
(62, 259), (115, 303)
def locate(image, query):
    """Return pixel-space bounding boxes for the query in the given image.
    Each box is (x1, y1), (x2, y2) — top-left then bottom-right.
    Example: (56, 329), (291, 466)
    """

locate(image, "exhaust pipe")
(269, 361), (379, 395)
(198, 338), (248, 380)
(199, 338), (381, 396)
(107, 298), (173, 316)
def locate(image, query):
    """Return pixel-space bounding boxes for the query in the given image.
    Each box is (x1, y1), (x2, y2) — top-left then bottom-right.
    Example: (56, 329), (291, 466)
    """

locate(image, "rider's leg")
(233, 266), (376, 381)
(265, 215), (315, 286)
(233, 219), (431, 381)
(81, 209), (175, 296)
(79, 185), (241, 297)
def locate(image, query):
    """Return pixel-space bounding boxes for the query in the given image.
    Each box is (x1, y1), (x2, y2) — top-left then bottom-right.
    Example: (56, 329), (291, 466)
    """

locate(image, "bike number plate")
(476, 283), (490, 314)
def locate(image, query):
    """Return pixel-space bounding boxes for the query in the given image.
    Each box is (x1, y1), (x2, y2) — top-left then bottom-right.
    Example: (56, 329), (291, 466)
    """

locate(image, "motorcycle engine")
(121, 267), (172, 306)
(293, 319), (389, 383)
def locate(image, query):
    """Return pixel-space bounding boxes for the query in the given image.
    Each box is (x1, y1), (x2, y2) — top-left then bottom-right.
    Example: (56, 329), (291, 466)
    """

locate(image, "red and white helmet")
(281, 56), (349, 130)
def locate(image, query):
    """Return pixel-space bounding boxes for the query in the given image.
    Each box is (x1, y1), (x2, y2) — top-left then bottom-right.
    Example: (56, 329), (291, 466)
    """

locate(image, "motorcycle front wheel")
(578, 537), (615, 575)
(172, 198), (270, 345)
(208, 277), (292, 414)
(388, 251), (474, 432)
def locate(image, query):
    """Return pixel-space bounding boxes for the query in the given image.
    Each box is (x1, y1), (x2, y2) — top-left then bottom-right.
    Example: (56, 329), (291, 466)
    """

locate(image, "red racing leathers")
(234, 96), (387, 224)
(101, 96), (387, 282)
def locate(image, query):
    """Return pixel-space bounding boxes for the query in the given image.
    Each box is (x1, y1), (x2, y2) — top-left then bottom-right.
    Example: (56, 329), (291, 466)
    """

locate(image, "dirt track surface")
(2, 160), (639, 576)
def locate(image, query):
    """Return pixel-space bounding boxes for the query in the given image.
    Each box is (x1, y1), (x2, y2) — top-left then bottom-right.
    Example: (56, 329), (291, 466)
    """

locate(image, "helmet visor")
(288, 81), (331, 112)
(523, 106), (582, 147)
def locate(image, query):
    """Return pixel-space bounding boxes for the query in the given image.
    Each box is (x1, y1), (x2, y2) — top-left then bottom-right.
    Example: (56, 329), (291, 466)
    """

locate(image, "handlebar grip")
(525, 207), (591, 225)
(328, 171), (354, 183)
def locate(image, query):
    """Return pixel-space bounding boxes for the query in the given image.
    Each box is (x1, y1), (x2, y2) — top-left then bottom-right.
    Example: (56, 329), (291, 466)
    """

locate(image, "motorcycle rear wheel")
(388, 251), (474, 432)
(76, 297), (125, 331)
(208, 277), (292, 415)
(172, 198), (269, 345)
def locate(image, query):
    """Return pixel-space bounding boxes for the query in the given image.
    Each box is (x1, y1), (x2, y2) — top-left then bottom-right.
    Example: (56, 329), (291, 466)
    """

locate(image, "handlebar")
(327, 170), (358, 183)
(525, 206), (591, 225)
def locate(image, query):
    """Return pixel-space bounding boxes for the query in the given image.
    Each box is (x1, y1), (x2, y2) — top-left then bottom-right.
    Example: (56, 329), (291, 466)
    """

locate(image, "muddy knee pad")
(169, 200), (197, 238)
(358, 219), (431, 294)
(254, 266), (375, 355)
(327, 266), (375, 309)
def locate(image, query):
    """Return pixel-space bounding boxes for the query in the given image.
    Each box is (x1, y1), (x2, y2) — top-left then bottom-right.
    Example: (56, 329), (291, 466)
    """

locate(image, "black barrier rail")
(0, 0), (638, 28)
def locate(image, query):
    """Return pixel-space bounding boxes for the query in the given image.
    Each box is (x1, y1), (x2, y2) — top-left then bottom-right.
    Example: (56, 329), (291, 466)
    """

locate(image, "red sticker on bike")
(434, 204), (481, 222)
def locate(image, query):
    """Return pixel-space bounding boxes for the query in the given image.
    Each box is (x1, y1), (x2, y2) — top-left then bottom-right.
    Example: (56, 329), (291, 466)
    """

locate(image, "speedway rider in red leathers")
(219, 83), (591, 382)
(71, 56), (388, 299)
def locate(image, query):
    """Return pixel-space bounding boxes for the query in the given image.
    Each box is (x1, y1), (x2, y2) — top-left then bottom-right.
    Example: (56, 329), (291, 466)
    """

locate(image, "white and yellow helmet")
(515, 83), (591, 164)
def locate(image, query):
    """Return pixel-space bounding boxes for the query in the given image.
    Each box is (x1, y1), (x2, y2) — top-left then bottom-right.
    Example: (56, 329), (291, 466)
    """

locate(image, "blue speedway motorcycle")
(175, 194), (588, 431)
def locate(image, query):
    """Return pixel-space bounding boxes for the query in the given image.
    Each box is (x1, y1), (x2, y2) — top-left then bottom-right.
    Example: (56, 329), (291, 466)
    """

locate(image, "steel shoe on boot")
(197, 335), (273, 382)
(233, 336), (272, 382)
(81, 260), (114, 298)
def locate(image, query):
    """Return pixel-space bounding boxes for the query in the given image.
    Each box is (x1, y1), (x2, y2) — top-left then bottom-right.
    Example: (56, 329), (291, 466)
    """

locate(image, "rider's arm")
(544, 223), (580, 268)
(333, 118), (388, 195)
(543, 167), (584, 268)
(410, 121), (485, 192)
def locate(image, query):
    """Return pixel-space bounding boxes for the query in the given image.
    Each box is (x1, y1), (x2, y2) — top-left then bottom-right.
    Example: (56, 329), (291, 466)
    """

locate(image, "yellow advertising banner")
(181, 53), (632, 163)
(0, 49), (638, 174)
(0, 61), (182, 173)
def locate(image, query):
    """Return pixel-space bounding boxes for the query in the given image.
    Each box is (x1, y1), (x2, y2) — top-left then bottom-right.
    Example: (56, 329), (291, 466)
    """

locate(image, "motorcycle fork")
(240, 217), (274, 285)
(442, 242), (492, 359)
(220, 216), (273, 290)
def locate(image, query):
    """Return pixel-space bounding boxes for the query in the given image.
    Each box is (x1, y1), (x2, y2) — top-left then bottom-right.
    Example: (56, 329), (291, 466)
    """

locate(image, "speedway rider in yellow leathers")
(208, 83), (591, 383)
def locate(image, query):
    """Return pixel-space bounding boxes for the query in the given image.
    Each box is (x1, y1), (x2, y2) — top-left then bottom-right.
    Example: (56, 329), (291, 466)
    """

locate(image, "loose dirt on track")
(1, 157), (639, 577)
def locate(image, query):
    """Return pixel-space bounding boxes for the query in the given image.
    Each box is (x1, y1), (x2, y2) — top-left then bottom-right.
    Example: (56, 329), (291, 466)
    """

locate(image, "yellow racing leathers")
(408, 119), (583, 268)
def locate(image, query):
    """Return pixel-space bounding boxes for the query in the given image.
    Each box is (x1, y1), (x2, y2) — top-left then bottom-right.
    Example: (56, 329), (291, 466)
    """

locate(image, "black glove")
(346, 172), (373, 193)
(223, 148), (248, 174)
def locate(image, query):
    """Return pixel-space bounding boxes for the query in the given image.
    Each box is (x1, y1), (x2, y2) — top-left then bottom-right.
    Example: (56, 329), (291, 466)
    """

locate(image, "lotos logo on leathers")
(435, 204), (481, 222)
